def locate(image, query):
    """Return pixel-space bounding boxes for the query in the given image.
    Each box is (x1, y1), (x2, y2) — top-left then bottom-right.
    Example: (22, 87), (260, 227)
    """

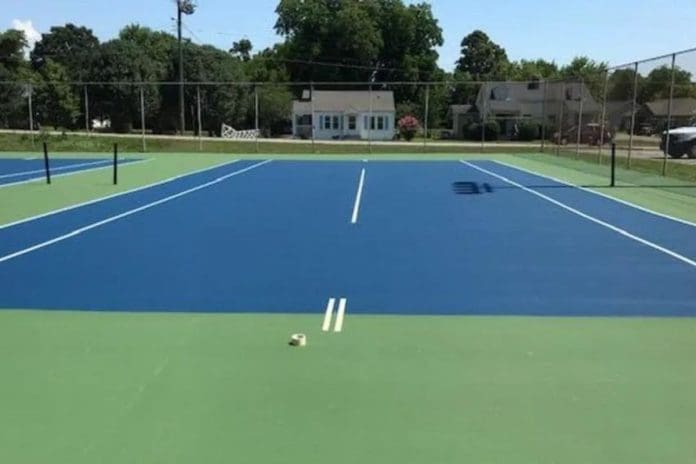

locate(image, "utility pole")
(177, 0), (196, 135)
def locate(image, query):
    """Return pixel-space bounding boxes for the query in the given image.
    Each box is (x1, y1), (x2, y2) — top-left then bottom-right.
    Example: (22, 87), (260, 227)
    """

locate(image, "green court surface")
(2, 311), (696, 464)
(1, 150), (696, 463)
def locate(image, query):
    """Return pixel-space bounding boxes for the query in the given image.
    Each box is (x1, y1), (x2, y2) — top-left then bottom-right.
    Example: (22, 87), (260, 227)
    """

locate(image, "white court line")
(461, 161), (696, 268)
(0, 159), (240, 230)
(334, 298), (347, 333)
(0, 160), (272, 264)
(493, 160), (696, 229)
(0, 158), (152, 189)
(351, 168), (366, 224)
(0, 159), (110, 179)
(322, 298), (336, 331)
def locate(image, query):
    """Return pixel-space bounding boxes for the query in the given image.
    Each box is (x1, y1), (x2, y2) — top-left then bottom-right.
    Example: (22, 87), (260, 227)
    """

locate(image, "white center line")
(322, 298), (336, 331)
(351, 167), (366, 224)
(0, 160), (272, 264)
(334, 298), (347, 332)
(461, 160), (696, 268)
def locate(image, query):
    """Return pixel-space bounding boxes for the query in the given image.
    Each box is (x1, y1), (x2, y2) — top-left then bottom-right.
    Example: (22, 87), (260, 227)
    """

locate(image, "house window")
(348, 116), (356, 130)
(332, 115), (340, 130)
(324, 115), (331, 130)
(370, 116), (376, 130)
(377, 116), (384, 130)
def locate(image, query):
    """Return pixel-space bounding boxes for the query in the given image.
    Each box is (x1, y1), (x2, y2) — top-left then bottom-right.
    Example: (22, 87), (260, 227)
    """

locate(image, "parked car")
(661, 126), (696, 158)
(560, 123), (612, 146)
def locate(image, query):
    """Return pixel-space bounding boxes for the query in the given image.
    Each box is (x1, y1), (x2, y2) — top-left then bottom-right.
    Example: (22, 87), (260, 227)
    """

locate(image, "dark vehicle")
(661, 126), (696, 158)
(561, 123), (612, 145)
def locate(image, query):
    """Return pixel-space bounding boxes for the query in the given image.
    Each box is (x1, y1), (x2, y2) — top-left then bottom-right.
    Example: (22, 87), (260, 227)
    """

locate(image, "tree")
(230, 39), (253, 61)
(33, 59), (80, 129)
(455, 30), (508, 81)
(641, 65), (695, 102)
(0, 29), (35, 129)
(559, 56), (607, 98)
(30, 24), (100, 80)
(508, 59), (559, 81)
(606, 68), (641, 101)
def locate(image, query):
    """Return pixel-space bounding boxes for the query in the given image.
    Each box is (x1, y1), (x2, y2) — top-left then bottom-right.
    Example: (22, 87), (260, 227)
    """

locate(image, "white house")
(292, 90), (396, 141)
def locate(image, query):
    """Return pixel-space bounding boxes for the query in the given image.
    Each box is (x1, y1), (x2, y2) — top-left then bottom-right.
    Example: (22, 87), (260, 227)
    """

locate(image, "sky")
(6, 0), (696, 73)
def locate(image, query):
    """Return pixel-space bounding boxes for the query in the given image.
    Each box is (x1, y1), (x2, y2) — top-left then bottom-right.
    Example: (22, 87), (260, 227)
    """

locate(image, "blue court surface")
(0, 159), (695, 316)
(0, 157), (140, 186)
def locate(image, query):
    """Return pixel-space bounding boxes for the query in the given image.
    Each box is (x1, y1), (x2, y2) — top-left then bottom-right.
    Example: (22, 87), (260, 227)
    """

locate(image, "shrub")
(398, 115), (420, 141)
(466, 120), (500, 140)
(517, 121), (540, 141)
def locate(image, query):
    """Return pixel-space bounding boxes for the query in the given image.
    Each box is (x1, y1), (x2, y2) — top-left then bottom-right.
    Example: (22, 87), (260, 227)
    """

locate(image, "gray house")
(449, 81), (601, 139)
(292, 90), (396, 141)
(641, 98), (696, 129)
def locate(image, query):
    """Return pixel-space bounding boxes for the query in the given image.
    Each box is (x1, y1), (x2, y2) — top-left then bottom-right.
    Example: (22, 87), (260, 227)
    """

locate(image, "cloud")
(11, 19), (41, 56)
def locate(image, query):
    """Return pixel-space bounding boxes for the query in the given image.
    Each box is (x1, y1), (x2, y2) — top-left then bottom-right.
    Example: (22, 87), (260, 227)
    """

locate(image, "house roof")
(293, 90), (395, 114)
(644, 98), (696, 117)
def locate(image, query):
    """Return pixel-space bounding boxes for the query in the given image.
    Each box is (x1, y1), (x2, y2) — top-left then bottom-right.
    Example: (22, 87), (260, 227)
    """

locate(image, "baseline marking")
(0, 159), (152, 189)
(0, 159), (240, 230)
(334, 298), (347, 333)
(461, 161), (696, 268)
(351, 168), (366, 224)
(0, 160), (272, 264)
(493, 160), (696, 229)
(322, 298), (336, 331)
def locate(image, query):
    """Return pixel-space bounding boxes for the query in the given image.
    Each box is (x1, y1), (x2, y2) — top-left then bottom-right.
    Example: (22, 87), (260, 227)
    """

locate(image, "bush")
(517, 121), (540, 141)
(398, 115), (420, 141)
(466, 120), (500, 140)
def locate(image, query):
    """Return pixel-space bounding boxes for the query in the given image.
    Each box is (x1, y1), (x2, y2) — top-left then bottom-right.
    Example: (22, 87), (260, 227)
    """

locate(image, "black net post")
(610, 142), (616, 187)
(113, 143), (118, 185)
(42, 142), (51, 184)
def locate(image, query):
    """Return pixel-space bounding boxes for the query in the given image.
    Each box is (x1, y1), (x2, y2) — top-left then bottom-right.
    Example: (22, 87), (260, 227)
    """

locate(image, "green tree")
(641, 65), (695, 102)
(606, 68), (641, 101)
(0, 29), (34, 128)
(455, 30), (509, 81)
(34, 59), (80, 129)
(230, 39), (253, 61)
(30, 24), (100, 80)
(508, 59), (559, 81)
(560, 56), (607, 98)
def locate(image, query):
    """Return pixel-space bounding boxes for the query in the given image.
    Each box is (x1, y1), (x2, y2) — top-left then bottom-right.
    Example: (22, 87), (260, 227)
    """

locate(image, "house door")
(345, 114), (358, 137)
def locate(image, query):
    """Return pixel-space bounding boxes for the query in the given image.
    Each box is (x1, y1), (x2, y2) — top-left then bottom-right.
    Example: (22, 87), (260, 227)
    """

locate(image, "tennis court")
(1, 153), (696, 464)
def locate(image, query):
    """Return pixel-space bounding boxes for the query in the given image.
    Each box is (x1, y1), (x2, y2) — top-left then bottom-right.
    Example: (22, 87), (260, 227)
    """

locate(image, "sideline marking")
(493, 160), (696, 229)
(0, 160), (272, 264)
(0, 159), (110, 179)
(0, 159), (240, 230)
(461, 160), (696, 268)
(322, 298), (336, 331)
(334, 298), (347, 332)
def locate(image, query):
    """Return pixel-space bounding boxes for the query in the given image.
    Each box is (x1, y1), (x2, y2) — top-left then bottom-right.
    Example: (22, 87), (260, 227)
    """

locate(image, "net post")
(627, 61), (639, 168)
(42, 142), (51, 184)
(662, 53), (676, 177)
(113, 143), (118, 185)
(610, 142), (616, 187)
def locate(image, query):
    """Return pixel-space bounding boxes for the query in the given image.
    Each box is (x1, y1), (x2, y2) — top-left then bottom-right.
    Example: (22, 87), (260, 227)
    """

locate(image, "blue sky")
(7, 0), (696, 72)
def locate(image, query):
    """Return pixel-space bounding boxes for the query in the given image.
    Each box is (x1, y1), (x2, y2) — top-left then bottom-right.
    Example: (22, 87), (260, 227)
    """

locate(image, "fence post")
(627, 61), (639, 168)
(540, 80), (548, 152)
(310, 82), (316, 154)
(27, 83), (35, 149)
(140, 86), (146, 153)
(555, 82), (566, 156)
(423, 84), (430, 152)
(113, 143), (118, 185)
(598, 70), (609, 163)
(575, 78), (584, 158)
(255, 85), (260, 154)
(480, 82), (487, 152)
(42, 142), (51, 184)
(84, 85), (90, 136)
(662, 54), (677, 176)
(368, 83), (373, 154)
(196, 85), (202, 152)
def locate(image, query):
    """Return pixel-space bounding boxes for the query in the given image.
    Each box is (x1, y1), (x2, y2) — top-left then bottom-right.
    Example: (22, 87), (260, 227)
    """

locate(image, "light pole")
(177, 0), (196, 135)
